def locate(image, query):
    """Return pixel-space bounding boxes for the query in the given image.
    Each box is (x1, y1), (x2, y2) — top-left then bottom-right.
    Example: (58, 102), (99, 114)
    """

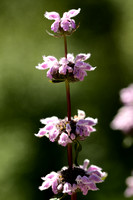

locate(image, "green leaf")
(51, 79), (65, 83)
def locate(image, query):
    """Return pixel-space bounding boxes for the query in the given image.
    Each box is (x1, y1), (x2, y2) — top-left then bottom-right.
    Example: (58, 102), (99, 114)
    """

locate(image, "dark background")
(0, 0), (133, 199)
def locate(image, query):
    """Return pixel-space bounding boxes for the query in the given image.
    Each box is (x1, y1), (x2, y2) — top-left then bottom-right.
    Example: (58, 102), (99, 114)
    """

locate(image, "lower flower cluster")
(35, 110), (97, 146)
(39, 159), (107, 196)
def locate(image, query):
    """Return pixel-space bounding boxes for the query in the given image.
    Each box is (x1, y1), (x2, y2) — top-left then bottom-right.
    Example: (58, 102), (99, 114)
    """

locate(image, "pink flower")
(39, 172), (58, 191)
(35, 110), (97, 146)
(120, 84), (133, 105)
(58, 132), (71, 147)
(36, 53), (96, 82)
(111, 106), (133, 133)
(39, 159), (107, 196)
(44, 8), (80, 34)
(111, 84), (133, 134)
(124, 174), (133, 197)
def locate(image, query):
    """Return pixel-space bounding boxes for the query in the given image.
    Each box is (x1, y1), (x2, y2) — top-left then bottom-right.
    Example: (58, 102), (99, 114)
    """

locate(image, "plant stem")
(65, 78), (72, 169)
(64, 35), (72, 168)
(64, 34), (77, 200)
(65, 80), (71, 121)
(64, 34), (67, 59)
(71, 193), (77, 200)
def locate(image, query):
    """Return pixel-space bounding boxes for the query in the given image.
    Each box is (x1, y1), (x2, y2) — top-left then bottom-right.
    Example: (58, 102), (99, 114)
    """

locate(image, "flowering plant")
(35, 8), (107, 200)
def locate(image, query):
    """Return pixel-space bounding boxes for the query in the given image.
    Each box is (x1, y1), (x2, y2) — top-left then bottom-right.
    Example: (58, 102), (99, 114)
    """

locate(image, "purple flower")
(111, 106), (133, 133)
(39, 159), (107, 196)
(44, 8), (80, 34)
(58, 132), (71, 147)
(35, 110), (97, 146)
(124, 173), (133, 197)
(111, 84), (133, 134)
(36, 53), (96, 82)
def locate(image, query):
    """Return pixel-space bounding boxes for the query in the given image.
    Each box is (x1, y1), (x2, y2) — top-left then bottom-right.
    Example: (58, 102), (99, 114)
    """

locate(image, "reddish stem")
(71, 193), (77, 200)
(64, 35), (72, 168)
(65, 80), (71, 121)
(64, 34), (67, 58)
(65, 80), (72, 169)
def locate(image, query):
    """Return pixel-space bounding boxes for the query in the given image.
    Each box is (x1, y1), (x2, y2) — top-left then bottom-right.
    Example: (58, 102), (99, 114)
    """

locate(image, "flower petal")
(43, 56), (58, 62)
(75, 53), (91, 62)
(34, 128), (47, 137)
(44, 11), (60, 20)
(39, 179), (51, 191)
(63, 182), (72, 193)
(67, 8), (81, 18)
(77, 109), (86, 119)
(67, 53), (75, 63)
(40, 116), (59, 124)
(83, 159), (90, 170)
(51, 21), (60, 32)
(49, 129), (59, 142)
(36, 62), (49, 70)
(61, 19), (70, 31)
(42, 172), (58, 180)
(88, 174), (103, 183)
(85, 117), (98, 125)
(58, 132), (70, 146)
(88, 165), (102, 173)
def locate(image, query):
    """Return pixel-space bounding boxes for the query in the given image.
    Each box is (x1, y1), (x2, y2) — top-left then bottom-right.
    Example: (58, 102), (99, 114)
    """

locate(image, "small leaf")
(50, 193), (67, 200)
(51, 79), (65, 83)
(46, 30), (63, 38)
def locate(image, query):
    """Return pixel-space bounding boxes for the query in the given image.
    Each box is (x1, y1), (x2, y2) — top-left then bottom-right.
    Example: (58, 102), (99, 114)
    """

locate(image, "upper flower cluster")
(35, 110), (97, 146)
(36, 53), (96, 82)
(111, 84), (133, 133)
(44, 8), (80, 36)
(39, 159), (107, 196)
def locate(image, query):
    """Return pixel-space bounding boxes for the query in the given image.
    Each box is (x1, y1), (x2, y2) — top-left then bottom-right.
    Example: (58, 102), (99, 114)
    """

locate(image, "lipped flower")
(35, 110), (97, 146)
(36, 53), (96, 82)
(44, 8), (80, 36)
(39, 159), (107, 197)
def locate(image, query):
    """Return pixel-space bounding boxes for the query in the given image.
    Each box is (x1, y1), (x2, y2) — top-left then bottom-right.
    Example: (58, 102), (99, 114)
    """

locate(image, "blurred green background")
(0, 0), (133, 199)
